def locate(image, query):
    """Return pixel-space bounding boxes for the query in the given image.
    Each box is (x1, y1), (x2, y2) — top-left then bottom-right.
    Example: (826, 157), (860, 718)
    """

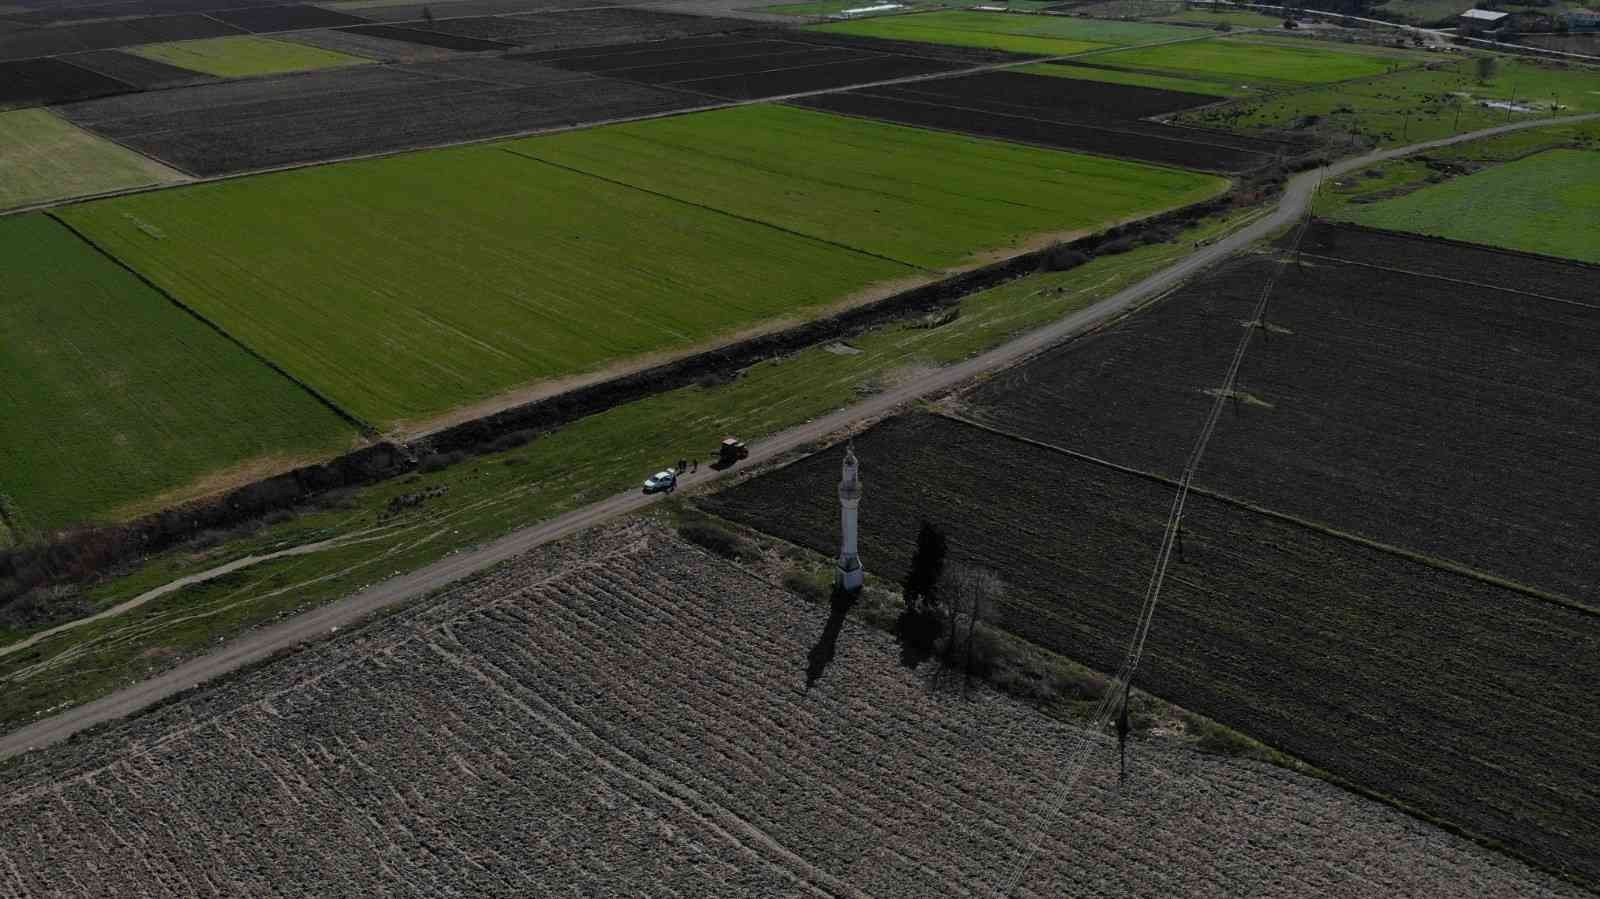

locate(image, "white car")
(642, 469), (678, 494)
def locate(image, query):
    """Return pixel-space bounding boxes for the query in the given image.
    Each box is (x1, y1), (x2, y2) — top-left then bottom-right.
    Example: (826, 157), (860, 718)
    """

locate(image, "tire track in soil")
(423, 629), (852, 898)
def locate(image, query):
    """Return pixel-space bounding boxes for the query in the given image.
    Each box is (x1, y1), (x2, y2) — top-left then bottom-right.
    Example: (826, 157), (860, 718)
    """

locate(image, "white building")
(1459, 8), (1511, 35)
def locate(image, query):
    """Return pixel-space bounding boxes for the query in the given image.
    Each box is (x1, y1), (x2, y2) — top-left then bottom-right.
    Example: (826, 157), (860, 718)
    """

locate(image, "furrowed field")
(128, 35), (372, 78)
(509, 104), (1228, 269)
(0, 520), (1583, 897)
(63, 105), (1223, 428)
(0, 108), (184, 210)
(1015, 60), (1250, 97)
(0, 215), (357, 535)
(704, 414), (1600, 887)
(1336, 149), (1600, 262)
(808, 10), (1197, 55)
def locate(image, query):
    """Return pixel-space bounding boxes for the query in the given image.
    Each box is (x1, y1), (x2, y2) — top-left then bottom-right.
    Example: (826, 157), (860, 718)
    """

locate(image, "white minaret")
(836, 442), (864, 592)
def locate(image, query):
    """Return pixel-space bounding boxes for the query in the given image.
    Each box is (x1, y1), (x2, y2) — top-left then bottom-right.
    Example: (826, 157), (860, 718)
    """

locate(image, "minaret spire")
(836, 442), (864, 592)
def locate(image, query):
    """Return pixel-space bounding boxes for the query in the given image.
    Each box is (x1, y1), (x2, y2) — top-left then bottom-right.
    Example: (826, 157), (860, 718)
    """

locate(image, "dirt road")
(4, 113), (1594, 762)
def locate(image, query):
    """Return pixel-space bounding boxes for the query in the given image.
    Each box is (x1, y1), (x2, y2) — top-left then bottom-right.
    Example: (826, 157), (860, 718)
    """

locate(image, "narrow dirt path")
(3, 113), (1595, 761)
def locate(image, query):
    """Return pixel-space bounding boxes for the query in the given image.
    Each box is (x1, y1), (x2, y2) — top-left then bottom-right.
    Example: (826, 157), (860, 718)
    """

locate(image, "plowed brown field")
(0, 521), (1581, 897)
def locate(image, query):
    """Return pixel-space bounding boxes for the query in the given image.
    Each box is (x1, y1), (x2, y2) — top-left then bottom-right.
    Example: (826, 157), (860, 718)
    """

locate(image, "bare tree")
(938, 565), (1006, 693)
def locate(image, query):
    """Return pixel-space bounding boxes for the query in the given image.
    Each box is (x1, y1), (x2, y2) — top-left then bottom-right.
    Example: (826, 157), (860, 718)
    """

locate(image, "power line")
(995, 186), (1320, 898)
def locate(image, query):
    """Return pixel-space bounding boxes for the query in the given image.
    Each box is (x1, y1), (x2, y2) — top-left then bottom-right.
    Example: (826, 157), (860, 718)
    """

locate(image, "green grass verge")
(806, 9), (1197, 55)
(0, 207), (1264, 734)
(507, 105), (1229, 271)
(129, 35), (371, 78)
(1015, 60), (1249, 96)
(0, 109), (184, 211)
(1336, 149), (1600, 262)
(59, 135), (913, 430)
(1176, 57), (1600, 146)
(1090, 34), (1420, 87)
(0, 215), (359, 534)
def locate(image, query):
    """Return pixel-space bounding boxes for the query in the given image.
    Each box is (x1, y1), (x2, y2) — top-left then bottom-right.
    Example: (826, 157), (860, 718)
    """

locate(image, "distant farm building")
(1565, 8), (1600, 30)
(1458, 8), (1512, 34)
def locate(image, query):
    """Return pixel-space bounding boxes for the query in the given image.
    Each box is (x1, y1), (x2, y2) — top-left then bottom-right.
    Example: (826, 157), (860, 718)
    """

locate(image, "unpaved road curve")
(4, 113), (1595, 762)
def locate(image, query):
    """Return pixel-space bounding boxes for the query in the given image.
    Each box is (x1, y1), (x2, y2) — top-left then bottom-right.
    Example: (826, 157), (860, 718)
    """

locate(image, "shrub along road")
(3, 112), (1596, 762)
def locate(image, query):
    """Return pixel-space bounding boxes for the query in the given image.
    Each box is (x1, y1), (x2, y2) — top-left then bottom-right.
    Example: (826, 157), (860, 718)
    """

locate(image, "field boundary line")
(44, 212), (379, 439)
(1297, 251), (1600, 311)
(497, 144), (933, 271)
(937, 412), (1600, 619)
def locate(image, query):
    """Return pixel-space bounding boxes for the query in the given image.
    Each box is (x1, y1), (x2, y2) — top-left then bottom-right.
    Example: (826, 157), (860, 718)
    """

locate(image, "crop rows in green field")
(64, 104), (1224, 434)
(1337, 148), (1600, 262)
(0, 215), (357, 534)
(130, 36), (371, 79)
(0, 109), (185, 212)
(807, 9), (1197, 55)
(507, 105), (1227, 271)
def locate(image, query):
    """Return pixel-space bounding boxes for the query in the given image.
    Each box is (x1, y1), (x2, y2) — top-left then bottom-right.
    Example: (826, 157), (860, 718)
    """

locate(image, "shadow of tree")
(804, 587), (859, 693)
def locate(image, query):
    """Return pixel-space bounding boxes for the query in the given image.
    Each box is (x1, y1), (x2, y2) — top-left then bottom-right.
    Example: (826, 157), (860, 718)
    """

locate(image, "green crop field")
(59, 140), (914, 429)
(0, 215), (358, 534)
(1016, 60), (1249, 96)
(1177, 57), (1600, 146)
(129, 35), (371, 78)
(0, 109), (184, 211)
(807, 9), (1196, 55)
(508, 105), (1227, 270)
(1336, 149), (1600, 262)
(63, 106), (1222, 430)
(1090, 34), (1420, 87)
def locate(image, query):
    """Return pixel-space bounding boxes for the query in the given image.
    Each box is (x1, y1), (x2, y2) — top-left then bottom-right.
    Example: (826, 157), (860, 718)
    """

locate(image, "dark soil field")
(0, 520), (1584, 897)
(1298, 220), (1600, 302)
(539, 32), (970, 101)
(1, 0), (283, 25)
(784, 27), (1041, 64)
(796, 70), (1295, 173)
(339, 21), (511, 51)
(210, 4), (371, 33)
(416, 7), (755, 52)
(958, 230), (1600, 603)
(703, 414), (1600, 888)
(0, 57), (131, 108)
(338, 0), (596, 23)
(0, 12), (242, 60)
(60, 47), (215, 88)
(280, 26), (462, 61)
(57, 60), (707, 174)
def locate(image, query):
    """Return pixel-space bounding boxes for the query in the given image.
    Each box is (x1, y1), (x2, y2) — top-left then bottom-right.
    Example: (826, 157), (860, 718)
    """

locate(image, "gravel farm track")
(0, 520), (1585, 898)
(3, 113), (1596, 766)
